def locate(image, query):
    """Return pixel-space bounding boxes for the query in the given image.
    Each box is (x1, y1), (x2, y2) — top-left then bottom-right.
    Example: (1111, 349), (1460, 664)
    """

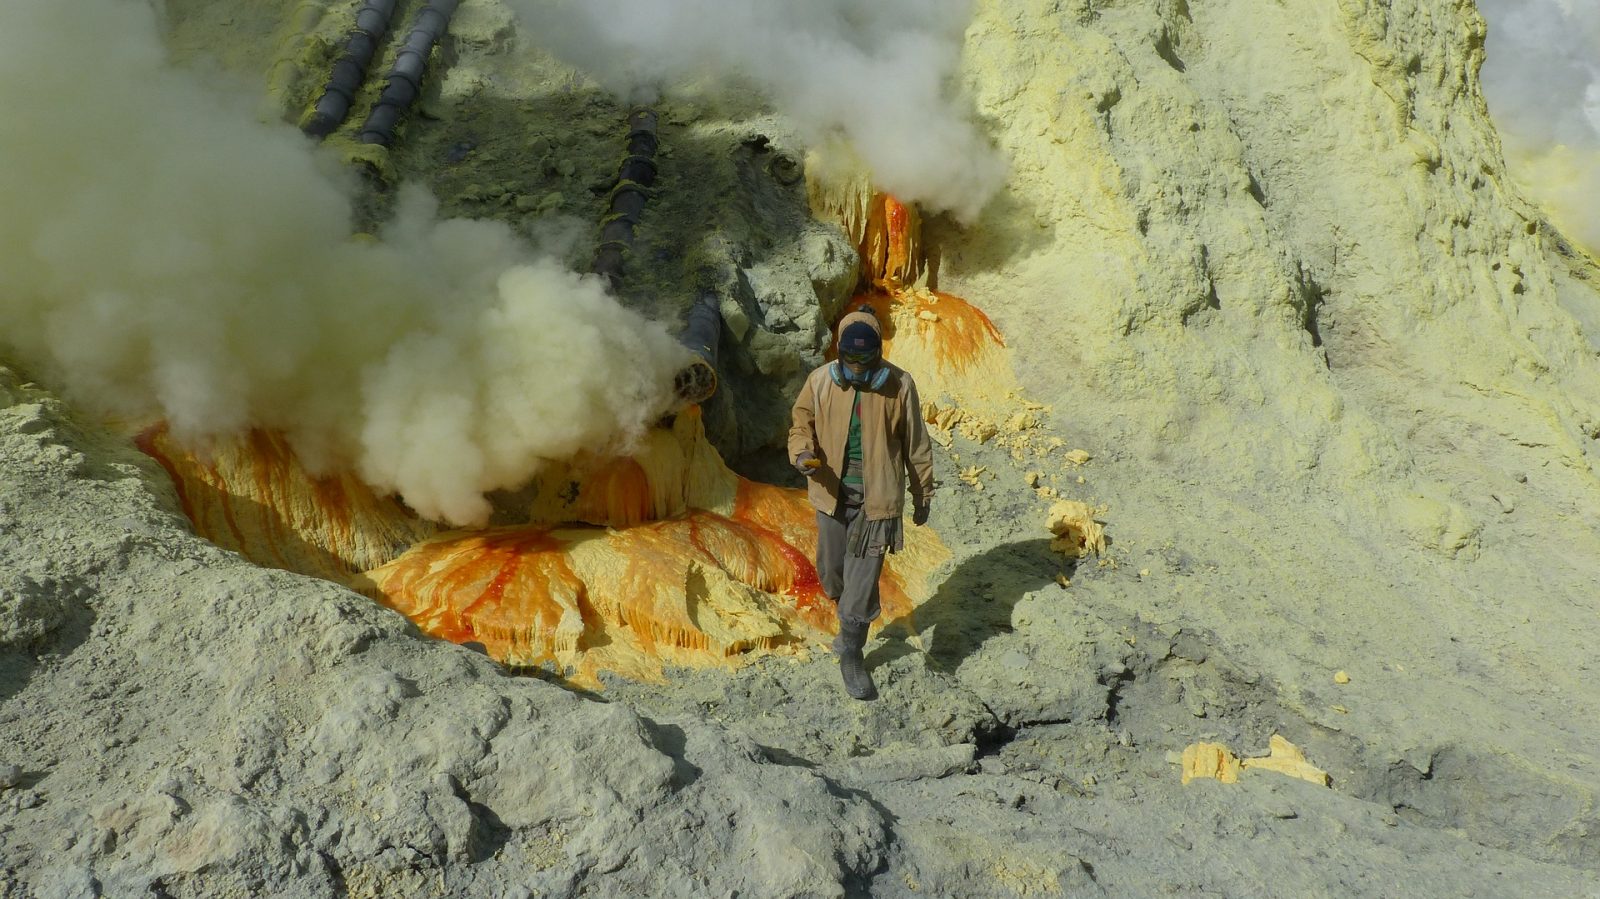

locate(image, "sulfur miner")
(789, 306), (937, 700)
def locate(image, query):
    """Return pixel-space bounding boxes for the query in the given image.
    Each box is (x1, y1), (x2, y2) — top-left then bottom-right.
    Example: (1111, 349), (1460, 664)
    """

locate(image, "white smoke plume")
(1478, 0), (1600, 253)
(0, 0), (691, 526)
(505, 0), (1005, 221)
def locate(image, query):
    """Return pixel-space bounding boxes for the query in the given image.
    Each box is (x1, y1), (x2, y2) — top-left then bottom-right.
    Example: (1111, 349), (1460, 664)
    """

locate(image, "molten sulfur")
(365, 410), (945, 687)
(812, 188), (1010, 398)
(136, 424), (437, 581)
(137, 407), (948, 688)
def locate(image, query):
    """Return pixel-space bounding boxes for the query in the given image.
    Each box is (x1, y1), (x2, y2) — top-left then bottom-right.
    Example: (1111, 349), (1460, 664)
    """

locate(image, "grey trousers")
(816, 500), (885, 627)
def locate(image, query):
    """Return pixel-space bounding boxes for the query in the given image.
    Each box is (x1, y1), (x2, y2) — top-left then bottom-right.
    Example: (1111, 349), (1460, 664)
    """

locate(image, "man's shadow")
(873, 538), (1073, 673)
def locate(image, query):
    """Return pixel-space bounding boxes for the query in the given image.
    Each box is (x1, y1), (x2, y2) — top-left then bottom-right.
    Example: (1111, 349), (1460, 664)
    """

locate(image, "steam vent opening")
(131, 176), (1021, 690)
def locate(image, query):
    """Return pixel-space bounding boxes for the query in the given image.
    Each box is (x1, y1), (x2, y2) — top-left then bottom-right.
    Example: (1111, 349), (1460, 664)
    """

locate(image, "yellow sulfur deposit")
(1181, 743), (1242, 785)
(1181, 735), (1330, 787)
(808, 174), (1023, 418)
(1240, 735), (1332, 787)
(136, 424), (438, 581)
(1046, 500), (1106, 558)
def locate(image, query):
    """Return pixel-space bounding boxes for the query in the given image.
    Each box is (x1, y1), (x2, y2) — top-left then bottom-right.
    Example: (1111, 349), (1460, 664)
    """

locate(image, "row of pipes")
(299, 3), (719, 405)
(301, 0), (396, 137)
(360, 0), (459, 145)
(301, 0), (457, 144)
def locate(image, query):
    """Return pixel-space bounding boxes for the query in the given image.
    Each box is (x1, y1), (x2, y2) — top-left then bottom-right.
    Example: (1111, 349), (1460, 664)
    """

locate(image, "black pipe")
(609, 186), (651, 221)
(674, 294), (721, 405)
(590, 109), (660, 292)
(378, 76), (419, 108)
(591, 245), (627, 285)
(625, 123), (660, 161)
(680, 293), (721, 367)
(358, 0), (460, 146)
(579, 110), (718, 404)
(302, 0), (398, 139)
(617, 154), (657, 184)
(361, 102), (403, 139)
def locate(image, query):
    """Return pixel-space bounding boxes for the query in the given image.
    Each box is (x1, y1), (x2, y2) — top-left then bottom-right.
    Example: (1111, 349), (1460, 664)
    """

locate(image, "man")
(789, 306), (935, 700)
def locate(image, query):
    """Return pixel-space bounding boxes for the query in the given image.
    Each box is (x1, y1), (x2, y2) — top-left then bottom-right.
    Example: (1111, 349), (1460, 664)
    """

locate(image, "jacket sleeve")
(788, 369), (820, 464)
(902, 375), (936, 505)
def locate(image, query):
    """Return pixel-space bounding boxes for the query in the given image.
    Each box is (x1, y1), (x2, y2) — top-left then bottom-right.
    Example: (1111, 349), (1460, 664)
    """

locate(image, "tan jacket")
(788, 312), (936, 520)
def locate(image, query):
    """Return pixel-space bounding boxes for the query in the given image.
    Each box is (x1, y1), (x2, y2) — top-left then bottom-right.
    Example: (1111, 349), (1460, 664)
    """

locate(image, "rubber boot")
(833, 620), (877, 701)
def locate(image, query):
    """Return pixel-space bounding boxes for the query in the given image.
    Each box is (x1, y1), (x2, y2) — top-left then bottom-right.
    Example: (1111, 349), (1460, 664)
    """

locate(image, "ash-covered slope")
(3, 0), (1600, 897)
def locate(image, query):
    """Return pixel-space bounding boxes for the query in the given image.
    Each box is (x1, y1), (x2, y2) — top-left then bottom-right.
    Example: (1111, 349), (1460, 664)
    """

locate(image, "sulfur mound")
(138, 407), (948, 686)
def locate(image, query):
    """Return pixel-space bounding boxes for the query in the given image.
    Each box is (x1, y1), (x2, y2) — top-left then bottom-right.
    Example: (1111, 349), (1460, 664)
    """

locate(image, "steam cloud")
(0, 0), (691, 526)
(504, 0), (1005, 221)
(1478, 0), (1600, 252)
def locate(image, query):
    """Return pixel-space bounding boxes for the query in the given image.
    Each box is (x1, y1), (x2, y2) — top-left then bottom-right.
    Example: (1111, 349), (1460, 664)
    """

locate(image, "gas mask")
(829, 353), (889, 391)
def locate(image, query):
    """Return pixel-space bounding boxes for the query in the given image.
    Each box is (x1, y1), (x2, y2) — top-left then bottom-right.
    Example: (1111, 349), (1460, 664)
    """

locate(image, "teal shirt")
(842, 391), (864, 485)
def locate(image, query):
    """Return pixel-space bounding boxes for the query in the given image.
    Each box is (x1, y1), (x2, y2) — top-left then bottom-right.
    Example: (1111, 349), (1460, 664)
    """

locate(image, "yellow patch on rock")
(959, 465), (988, 489)
(1006, 411), (1040, 432)
(1046, 500), (1106, 558)
(1240, 735), (1332, 787)
(1181, 743), (1242, 785)
(1182, 735), (1331, 787)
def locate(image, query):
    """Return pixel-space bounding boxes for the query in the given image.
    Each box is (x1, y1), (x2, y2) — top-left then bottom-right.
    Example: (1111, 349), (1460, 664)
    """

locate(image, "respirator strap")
(829, 361), (888, 391)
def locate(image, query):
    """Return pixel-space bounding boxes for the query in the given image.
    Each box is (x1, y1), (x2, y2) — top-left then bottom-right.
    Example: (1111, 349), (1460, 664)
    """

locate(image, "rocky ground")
(5, 0), (1600, 896)
(3, 357), (1597, 897)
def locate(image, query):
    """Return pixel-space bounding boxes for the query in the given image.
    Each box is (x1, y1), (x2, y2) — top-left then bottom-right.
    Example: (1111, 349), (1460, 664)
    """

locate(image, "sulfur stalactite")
(136, 424), (437, 583)
(810, 169), (1015, 406)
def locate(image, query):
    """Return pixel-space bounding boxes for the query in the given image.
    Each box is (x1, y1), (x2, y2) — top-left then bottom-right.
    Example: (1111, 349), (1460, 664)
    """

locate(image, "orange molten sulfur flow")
(136, 425), (437, 581)
(820, 191), (1008, 393)
(848, 290), (1004, 380)
(368, 412), (945, 686)
(137, 407), (947, 687)
(367, 481), (909, 685)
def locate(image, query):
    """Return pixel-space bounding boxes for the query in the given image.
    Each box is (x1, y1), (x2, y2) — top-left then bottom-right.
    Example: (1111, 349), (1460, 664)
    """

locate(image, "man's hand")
(794, 450), (823, 478)
(912, 501), (931, 526)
